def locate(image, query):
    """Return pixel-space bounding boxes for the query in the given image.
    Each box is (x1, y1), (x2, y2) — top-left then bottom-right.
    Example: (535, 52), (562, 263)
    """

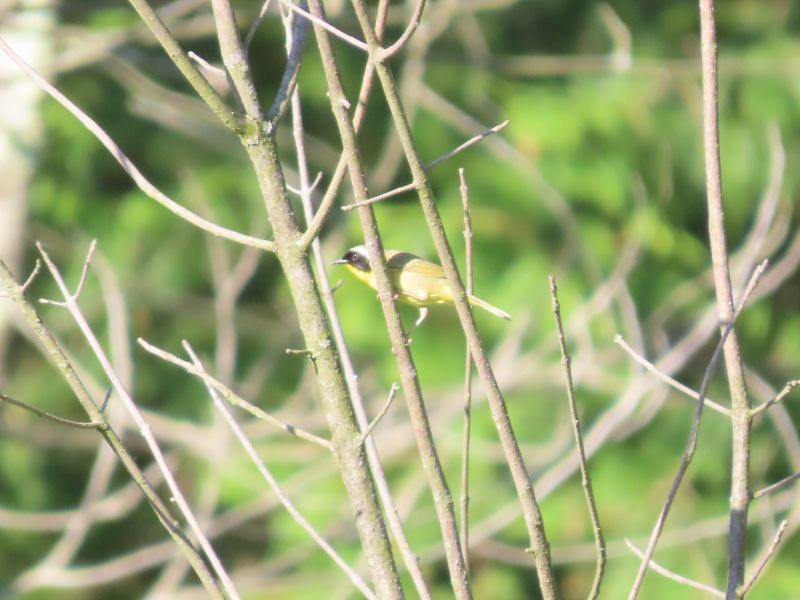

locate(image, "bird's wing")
(386, 252), (445, 279)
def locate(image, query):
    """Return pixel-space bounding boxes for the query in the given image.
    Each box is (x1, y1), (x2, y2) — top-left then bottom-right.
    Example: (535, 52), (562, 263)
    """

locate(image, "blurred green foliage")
(2, 0), (800, 598)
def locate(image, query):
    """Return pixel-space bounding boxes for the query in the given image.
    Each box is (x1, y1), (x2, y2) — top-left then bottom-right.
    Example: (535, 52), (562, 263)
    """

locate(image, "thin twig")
(750, 380), (800, 417)
(286, 171), (323, 196)
(266, 0), (310, 124)
(341, 121), (509, 211)
(183, 343), (376, 600)
(752, 472), (800, 500)
(295, 0), (393, 251)
(614, 336), (730, 416)
(138, 338), (333, 450)
(20, 259), (41, 292)
(0, 38), (274, 252)
(458, 168), (474, 576)
(356, 384), (398, 447)
(0, 394), (101, 429)
(550, 276), (606, 599)
(426, 120), (509, 169)
(245, 0), (274, 48)
(187, 51), (227, 78)
(279, 0), (367, 51)
(740, 519), (788, 596)
(380, 0), (427, 58)
(39, 240), (97, 306)
(625, 540), (725, 598)
(342, 183), (417, 211)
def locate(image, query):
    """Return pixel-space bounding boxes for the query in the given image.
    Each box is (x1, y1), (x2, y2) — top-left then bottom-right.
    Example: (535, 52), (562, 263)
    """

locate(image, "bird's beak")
(332, 258), (347, 266)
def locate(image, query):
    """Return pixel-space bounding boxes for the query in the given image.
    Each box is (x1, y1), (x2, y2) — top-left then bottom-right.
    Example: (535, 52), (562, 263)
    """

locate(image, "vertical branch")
(345, 1), (559, 596)
(458, 168), (473, 575)
(305, 1), (471, 596)
(200, 3), (405, 597)
(287, 20), (431, 590)
(698, 1), (752, 596)
(549, 276), (605, 599)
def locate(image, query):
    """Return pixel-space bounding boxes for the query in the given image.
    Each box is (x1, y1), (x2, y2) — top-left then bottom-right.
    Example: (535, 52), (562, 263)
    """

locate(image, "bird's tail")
(468, 294), (511, 320)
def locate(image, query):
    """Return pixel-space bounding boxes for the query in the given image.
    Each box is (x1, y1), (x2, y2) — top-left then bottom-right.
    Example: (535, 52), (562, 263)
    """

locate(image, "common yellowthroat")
(333, 245), (511, 327)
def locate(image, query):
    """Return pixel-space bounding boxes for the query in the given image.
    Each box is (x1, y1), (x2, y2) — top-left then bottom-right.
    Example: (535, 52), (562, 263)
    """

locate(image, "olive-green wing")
(385, 252), (445, 279)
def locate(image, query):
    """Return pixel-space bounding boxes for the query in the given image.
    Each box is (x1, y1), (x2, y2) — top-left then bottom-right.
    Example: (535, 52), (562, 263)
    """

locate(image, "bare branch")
(20, 259), (41, 293)
(426, 120), (509, 170)
(295, 0), (393, 251)
(0, 38), (274, 252)
(38, 240), (97, 306)
(267, 0), (310, 124)
(550, 276), (606, 599)
(207, 0), (404, 592)
(750, 379), (800, 417)
(356, 384), (398, 447)
(625, 540), (725, 598)
(341, 120), (510, 211)
(187, 50), (227, 78)
(138, 338), (333, 451)
(307, 0), (471, 594)
(289, 5), (431, 592)
(287, 171), (323, 196)
(35, 243), (241, 600)
(182, 343), (376, 600)
(740, 520), (788, 596)
(279, 0), (367, 51)
(628, 260), (767, 598)
(380, 0), (427, 58)
(342, 183), (416, 212)
(345, 1), (558, 595)
(0, 256), (224, 598)
(752, 471), (800, 500)
(459, 168), (474, 575)
(614, 335), (730, 416)
(696, 2), (754, 595)
(0, 393), (100, 429)
(245, 0), (274, 48)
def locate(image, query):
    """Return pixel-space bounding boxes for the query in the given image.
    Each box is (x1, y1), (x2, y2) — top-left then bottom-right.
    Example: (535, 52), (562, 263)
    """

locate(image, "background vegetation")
(0, 0), (798, 598)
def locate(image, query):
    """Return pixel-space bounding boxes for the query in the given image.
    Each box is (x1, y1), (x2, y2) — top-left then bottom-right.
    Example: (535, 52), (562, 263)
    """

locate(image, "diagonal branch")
(341, 120), (509, 211)
(0, 38), (274, 253)
(0, 257), (225, 599)
(138, 338), (333, 450)
(126, 0), (244, 131)
(183, 343), (376, 600)
(36, 242), (242, 600)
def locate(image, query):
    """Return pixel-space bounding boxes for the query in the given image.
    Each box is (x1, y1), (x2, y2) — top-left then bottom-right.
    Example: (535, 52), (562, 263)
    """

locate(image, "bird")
(333, 245), (511, 328)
